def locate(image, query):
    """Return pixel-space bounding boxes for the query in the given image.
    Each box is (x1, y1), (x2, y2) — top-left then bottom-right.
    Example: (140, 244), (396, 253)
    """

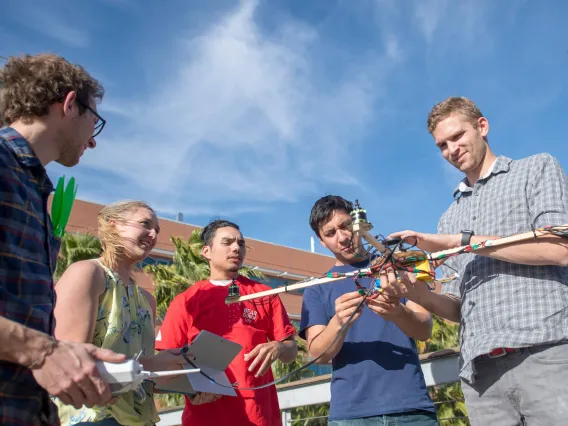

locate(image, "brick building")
(55, 198), (336, 321)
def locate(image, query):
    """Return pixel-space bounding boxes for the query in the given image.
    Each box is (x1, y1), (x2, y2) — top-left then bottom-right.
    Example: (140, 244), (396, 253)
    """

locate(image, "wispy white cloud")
(76, 0), (401, 216)
(384, 33), (404, 62)
(35, 21), (89, 48)
(98, 100), (138, 118)
(412, 0), (448, 44)
(372, 0), (501, 185)
(9, 1), (89, 48)
(501, 81), (566, 123)
(375, 0), (497, 52)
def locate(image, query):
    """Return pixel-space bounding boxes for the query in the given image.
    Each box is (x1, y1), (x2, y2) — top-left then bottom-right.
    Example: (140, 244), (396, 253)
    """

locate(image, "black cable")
(169, 224), (568, 394)
(182, 247), (399, 392)
(185, 229), (473, 392)
(181, 295), (367, 391)
(440, 261), (459, 276)
(390, 236), (459, 285)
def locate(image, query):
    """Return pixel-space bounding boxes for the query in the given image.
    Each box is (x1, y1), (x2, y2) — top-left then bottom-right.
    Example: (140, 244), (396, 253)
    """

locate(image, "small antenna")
(350, 199), (367, 224)
(228, 278), (240, 298)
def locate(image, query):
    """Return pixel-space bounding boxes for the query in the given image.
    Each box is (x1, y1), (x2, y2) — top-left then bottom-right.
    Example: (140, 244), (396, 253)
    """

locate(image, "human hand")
(376, 264), (428, 303)
(31, 340), (126, 409)
(189, 391), (222, 405)
(365, 292), (403, 318)
(387, 230), (460, 253)
(375, 266), (409, 299)
(244, 341), (283, 377)
(144, 347), (189, 372)
(334, 291), (365, 327)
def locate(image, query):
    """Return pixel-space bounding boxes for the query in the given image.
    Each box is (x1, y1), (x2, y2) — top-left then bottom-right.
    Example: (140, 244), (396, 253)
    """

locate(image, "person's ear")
(202, 245), (212, 262)
(62, 91), (79, 118)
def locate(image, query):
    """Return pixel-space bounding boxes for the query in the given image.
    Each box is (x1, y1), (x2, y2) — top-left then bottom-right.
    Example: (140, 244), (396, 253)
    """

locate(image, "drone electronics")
(176, 199), (568, 393)
(225, 199), (568, 305)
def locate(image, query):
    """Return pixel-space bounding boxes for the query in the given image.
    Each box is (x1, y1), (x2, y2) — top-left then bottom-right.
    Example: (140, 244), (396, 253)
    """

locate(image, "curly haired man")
(0, 54), (124, 426)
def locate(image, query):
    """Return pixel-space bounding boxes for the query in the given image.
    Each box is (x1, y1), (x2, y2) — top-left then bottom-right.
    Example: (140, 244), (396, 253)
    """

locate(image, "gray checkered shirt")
(438, 153), (568, 384)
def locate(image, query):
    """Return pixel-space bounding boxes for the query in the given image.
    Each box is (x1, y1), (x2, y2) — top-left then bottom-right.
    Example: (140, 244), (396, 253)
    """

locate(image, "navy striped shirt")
(0, 127), (61, 425)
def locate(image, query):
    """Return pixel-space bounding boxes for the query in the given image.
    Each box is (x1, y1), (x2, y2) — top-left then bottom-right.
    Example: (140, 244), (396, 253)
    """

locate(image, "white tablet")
(153, 330), (243, 397)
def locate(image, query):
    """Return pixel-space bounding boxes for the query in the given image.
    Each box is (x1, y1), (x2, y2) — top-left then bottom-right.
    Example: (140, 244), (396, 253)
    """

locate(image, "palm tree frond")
(55, 232), (102, 280)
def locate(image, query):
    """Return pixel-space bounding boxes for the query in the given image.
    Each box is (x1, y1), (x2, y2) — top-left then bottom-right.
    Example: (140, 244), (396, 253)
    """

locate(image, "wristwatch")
(460, 230), (474, 246)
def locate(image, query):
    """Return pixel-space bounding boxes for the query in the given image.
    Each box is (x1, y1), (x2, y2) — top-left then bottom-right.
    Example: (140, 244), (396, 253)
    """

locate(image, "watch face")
(461, 231), (473, 246)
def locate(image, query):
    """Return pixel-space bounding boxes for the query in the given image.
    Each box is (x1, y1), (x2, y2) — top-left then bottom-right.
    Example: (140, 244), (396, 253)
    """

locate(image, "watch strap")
(461, 230), (474, 246)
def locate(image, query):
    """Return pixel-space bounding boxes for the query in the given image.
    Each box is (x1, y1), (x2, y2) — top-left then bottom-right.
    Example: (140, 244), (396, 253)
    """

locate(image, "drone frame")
(225, 200), (568, 305)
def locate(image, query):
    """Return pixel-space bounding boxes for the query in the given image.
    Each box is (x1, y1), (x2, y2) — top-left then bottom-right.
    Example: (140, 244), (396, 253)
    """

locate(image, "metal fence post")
(281, 409), (292, 425)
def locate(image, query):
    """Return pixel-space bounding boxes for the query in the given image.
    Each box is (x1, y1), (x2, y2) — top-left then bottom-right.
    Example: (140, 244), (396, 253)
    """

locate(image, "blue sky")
(2, 0), (568, 256)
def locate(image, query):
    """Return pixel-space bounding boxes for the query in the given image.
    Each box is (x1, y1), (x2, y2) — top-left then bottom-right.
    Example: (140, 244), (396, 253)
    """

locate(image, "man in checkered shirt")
(0, 53), (125, 425)
(387, 96), (568, 425)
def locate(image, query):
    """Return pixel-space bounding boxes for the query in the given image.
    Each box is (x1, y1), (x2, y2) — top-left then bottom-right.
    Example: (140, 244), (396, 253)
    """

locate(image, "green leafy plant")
(54, 232), (102, 279)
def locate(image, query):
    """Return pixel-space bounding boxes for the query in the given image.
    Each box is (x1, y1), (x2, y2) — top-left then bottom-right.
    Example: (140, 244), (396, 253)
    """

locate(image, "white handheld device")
(96, 359), (201, 395)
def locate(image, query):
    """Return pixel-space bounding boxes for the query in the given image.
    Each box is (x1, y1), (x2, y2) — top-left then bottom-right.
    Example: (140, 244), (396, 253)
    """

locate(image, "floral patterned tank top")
(54, 260), (159, 425)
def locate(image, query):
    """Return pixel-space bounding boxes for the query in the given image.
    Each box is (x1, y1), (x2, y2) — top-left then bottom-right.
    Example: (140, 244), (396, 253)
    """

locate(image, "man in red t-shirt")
(155, 219), (298, 426)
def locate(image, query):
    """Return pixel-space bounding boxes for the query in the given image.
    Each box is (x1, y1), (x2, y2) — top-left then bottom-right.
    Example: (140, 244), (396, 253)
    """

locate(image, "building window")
(308, 364), (333, 376)
(256, 275), (304, 293)
(137, 256), (172, 269)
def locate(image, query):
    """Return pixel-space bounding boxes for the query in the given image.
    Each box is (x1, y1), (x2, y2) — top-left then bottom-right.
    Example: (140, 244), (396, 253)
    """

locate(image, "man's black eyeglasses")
(77, 99), (106, 138)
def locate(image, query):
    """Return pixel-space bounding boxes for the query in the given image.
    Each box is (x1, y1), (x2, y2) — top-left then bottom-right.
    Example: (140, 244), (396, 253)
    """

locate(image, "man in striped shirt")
(0, 54), (125, 425)
(387, 96), (568, 425)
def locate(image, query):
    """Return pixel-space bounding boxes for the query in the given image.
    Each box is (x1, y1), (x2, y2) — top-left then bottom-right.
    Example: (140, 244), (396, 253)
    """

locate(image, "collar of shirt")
(452, 155), (512, 198)
(0, 126), (54, 195)
(209, 279), (232, 286)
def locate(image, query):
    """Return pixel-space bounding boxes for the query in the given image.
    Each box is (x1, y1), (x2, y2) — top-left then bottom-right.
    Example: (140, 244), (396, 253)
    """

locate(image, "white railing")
(157, 348), (461, 426)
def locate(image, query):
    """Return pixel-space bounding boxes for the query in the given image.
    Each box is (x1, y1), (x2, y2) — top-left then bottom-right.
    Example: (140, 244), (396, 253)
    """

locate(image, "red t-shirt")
(155, 275), (296, 426)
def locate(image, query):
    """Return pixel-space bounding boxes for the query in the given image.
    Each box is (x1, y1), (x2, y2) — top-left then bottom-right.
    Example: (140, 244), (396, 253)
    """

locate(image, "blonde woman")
(53, 201), (186, 426)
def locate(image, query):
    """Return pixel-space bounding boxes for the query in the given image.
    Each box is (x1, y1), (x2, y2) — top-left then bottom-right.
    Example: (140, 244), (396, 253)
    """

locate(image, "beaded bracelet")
(29, 336), (58, 369)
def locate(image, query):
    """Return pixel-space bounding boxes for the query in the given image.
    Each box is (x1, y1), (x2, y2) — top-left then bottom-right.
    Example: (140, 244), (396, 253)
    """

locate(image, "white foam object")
(96, 359), (200, 395)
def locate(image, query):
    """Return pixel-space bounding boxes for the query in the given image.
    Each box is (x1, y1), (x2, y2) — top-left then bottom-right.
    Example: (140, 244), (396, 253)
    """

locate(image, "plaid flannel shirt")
(438, 153), (568, 384)
(0, 127), (61, 425)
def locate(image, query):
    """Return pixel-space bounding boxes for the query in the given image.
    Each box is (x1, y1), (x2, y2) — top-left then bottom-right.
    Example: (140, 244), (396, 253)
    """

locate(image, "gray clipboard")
(153, 330), (242, 396)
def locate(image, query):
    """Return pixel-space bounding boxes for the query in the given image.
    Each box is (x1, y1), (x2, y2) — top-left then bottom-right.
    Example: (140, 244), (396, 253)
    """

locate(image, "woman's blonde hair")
(97, 200), (156, 270)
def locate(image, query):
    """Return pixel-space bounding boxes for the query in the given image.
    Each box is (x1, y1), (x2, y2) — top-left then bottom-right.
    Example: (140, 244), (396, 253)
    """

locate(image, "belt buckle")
(487, 348), (507, 358)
